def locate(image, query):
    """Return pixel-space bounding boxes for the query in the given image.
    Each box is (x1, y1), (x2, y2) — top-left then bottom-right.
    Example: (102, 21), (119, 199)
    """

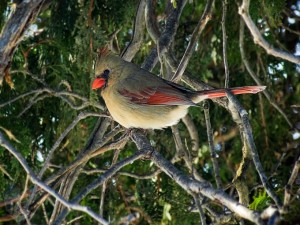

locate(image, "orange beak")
(92, 77), (106, 90)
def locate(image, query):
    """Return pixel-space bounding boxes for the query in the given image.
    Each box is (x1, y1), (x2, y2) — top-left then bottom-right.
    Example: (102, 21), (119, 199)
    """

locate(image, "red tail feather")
(194, 86), (266, 103)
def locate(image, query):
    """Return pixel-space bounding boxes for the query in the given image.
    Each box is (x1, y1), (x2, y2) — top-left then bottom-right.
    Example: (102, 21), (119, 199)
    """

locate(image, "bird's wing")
(118, 76), (196, 106)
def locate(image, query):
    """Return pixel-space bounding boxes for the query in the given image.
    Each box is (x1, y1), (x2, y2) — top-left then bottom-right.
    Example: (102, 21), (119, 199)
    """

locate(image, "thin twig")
(44, 126), (126, 186)
(26, 125), (126, 219)
(121, 0), (146, 61)
(222, 0), (229, 88)
(41, 112), (106, 178)
(99, 182), (107, 218)
(0, 163), (13, 180)
(131, 130), (263, 225)
(0, 87), (104, 110)
(239, 19), (293, 128)
(182, 115), (200, 152)
(171, 0), (215, 82)
(0, 131), (109, 225)
(0, 0), (47, 84)
(41, 203), (50, 225)
(193, 193), (207, 225)
(284, 156), (300, 207)
(51, 149), (147, 225)
(17, 201), (32, 225)
(10, 70), (47, 86)
(99, 148), (121, 218)
(142, 0), (187, 71)
(16, 175), (31, 224)
(17, 93), (48, 117)
(27, 112), (107, 208)
(66, 215), (84, 224)
(83, 168), (161, 179)
(258, 94), (269, 149)
(171, 125), (204, 182)
(238, 0), (300, 65)
(145, 0), (160, 42)
(203, 101), (222, 189)
(281, 24), (300, 36)
(225, 90), (282, 208)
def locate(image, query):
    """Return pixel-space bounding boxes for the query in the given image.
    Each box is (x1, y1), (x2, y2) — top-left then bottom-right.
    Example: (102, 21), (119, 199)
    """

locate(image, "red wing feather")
(146, 91), (189, 105)
(119, 87), (195, 106)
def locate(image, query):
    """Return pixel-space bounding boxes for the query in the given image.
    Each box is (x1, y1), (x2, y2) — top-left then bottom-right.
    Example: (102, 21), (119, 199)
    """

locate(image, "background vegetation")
(0, 0), (299, 224)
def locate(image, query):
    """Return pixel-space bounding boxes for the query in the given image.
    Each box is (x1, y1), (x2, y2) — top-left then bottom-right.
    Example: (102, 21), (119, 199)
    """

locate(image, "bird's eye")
(102, 69), (110, 78)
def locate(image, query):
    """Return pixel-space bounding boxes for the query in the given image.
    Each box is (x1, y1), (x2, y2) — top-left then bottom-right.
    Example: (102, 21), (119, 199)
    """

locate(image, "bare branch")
(0, 0), (48, 84)
(225, 90), (282, 208)
(83, 168), (161, 179)
(192, 193), (207, 225)
(42, 112), (106, 179)
(0, 87), (104, 111)
(182, 115), (200, 152)
(284, 156), (300, 207)
(238, 0), (300, 65)
(24, 125), (126, 219)
(203, 101), (222, 189)
(261, 206), (280, 225)
(121, 0), (146, 61)
(171, 125), (204, 182)
(10, 70), (47, 86)
(66, 215), (84, 225)
(0, 131), (109, 225)
(51, 149), (147, 225)
(239, 19), (293, 128)
(222, 0), (229, 88)
(145, 0), (160, 42)
(99, 148), (121, 218)
(171, 0), (215, 82)
(0, 163), (13, 181)
(41, 203), (50, 224)
(142, 0), (187, 71)
(131, 130), (263, 225)
(28, 112), (106, 207)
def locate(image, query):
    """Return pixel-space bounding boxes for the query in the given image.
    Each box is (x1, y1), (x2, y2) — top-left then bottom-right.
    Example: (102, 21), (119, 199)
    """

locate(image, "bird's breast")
(101, 88), (189, 129)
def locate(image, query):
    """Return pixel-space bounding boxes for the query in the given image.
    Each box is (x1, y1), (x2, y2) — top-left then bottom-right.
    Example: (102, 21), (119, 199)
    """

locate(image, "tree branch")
(0, 0), (49, 84)
(225, 90), (282, 208)
(121, 0), (146, 61)
(171, 0), (214, 82)
(51, 148), (148, 225)
(222, 0), (229, 88)
(238, 0), (300, 65)
(142, 0), (187, 71)
(239, 19), (293, 128)
(131, 130), (263, 225)
(0, 131), (109, 225)
(0, 87), (104, 111)
(203, 101), (222, 188)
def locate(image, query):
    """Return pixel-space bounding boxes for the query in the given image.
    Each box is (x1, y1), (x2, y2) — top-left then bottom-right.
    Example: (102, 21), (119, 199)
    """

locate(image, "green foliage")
(251, 0), (286, 27)
(249, 189), (269, 210)
(1, 0), (300, 224)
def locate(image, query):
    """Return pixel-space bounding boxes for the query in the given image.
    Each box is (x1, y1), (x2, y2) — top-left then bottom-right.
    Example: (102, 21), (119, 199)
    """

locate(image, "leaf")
(163, 203), (172, 221)
(171, 0), (177, 8)
(0, 164), (13, 181)
(4, 70), (14, 89)
(0, 126), (21, 143)
(249, 189), (269, 210)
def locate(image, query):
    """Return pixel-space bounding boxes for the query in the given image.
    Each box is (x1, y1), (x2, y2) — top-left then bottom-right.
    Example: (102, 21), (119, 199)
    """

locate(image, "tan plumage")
(92, 48), (265, 129)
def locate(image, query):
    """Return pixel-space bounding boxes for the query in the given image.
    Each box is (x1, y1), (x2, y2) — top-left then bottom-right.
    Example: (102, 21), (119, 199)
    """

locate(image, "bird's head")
(92, 47), (120, 90)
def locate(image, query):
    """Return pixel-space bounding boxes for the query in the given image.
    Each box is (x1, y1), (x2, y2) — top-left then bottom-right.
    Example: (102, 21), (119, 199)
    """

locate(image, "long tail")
(193, 86), (266, 103)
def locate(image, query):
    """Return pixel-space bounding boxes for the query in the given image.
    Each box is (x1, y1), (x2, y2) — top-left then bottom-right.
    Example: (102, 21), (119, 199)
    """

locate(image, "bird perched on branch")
(92, 48), (265, 129)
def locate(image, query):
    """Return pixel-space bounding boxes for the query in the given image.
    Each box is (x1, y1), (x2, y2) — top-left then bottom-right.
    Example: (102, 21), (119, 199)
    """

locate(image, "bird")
(92, 48), (265, 129)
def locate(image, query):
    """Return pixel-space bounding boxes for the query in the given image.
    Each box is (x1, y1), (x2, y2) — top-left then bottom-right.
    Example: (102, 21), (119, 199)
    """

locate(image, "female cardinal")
(92, 48), (265, 129)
